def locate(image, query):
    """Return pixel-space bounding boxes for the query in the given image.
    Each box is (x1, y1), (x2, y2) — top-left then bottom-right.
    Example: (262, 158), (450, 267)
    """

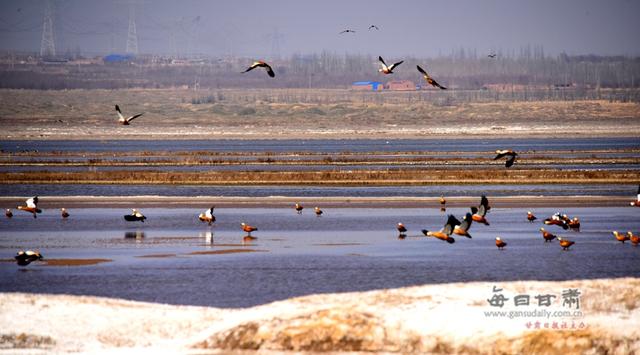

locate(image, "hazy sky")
(1, 0), (639, 57)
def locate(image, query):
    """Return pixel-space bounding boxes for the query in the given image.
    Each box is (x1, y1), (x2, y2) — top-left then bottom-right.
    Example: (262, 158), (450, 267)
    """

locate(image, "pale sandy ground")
(1, 278), (638, 354)
(1, 89), (639, 140)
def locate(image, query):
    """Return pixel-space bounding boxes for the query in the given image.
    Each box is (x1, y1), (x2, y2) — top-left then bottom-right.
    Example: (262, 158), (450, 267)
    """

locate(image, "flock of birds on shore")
(7, 185), (640, 266)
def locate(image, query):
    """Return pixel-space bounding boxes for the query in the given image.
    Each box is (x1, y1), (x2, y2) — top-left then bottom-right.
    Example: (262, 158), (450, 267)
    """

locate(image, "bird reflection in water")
(200, 230), (213, 246)
(124, 230), (145, 243)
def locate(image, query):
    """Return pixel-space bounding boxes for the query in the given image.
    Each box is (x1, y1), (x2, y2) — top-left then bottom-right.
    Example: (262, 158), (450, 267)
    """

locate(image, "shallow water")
(2, 137), (639, 153)
(0, 183), (635, 198)
(0, 207), (638, 308)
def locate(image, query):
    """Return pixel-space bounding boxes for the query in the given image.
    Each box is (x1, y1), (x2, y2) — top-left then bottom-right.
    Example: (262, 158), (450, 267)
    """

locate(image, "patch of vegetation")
(0, 333), (55, 349)
(238, 107), (257, 116)
(191, 95), (215, 105)
(306, 107), (326, 115)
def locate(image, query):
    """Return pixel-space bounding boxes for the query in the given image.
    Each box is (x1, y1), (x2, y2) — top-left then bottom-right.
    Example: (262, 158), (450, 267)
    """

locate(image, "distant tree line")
(0, 50), (639, 92)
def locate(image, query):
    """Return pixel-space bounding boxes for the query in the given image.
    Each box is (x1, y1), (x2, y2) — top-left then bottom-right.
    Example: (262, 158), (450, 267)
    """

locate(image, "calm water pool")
(1, 207), (638, 307)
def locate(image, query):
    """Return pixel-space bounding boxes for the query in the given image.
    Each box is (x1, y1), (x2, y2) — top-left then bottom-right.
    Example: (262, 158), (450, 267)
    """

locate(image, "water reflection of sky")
(0, 207), (638, 308)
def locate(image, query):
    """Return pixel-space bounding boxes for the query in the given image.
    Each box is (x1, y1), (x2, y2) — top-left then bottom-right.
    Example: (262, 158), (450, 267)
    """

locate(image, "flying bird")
(488, 54), (497, 58)
(421, 214), (457, 244)
(527, 211), (537, 222)
(241, 222), (258, 236)
(368, 25), (379, 30)
(494, 149), (518, 168)
(17, 196), (41, 218)
(15, 250), (43, 266)
(416, 65), (447, 89)
(339, 29), (356, 34)
(452, 212), (473, 238)
(61, 208), (69, 218)
(115, 105), (144, 125)
(378, 56), (403, 74)
(495, 237), (507, 250)
(314, 207), (323, 217)
(295, 203), (304, 214)
(243, 60), (275, 78)
(124, 209), (146, 222)
(198, 206), (216, 225)
(470, 195), (490, 225)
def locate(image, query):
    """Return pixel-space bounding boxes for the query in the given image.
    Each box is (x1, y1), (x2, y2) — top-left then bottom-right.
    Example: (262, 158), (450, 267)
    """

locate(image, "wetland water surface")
(1, 207), (639, 308)
(2, 137), (639, 153)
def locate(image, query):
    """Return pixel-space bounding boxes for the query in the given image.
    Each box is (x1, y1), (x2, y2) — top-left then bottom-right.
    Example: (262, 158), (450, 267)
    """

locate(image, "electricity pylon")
(40, 0), (56, 57)
(125, 4), (138, 54)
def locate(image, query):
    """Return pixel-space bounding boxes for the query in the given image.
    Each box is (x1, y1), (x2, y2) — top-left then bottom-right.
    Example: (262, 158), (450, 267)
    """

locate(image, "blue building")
(351, 81), (383, 91)
(103, 54), (134, 63)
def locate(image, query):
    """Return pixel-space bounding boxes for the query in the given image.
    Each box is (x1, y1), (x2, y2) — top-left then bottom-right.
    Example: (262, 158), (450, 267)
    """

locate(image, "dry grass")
(3, 155), (638, 167)
(1, 169), (638, 185)
(1, 88), (639, 139)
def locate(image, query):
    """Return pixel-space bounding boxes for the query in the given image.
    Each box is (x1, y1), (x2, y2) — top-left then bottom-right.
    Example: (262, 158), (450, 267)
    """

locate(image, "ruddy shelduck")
(613, 231), (630, 243)
(241, 222), (258, 236)
(115, 104), (144, 125)
(470, 195), (490, 225)
(421, 215), (457, 244)
(198, 206), (215, 225)
(15, 250), (43, 266)
(416, 65), (447, 89)
(540, 227), (557, 242)
(494, 149), (518, 168)
(557, 237), (575, 250)
(378, 56), (403, 74)
(124, 209), (146, 222)
(243, 60), (275, 78)
(17, 196), (41, 218)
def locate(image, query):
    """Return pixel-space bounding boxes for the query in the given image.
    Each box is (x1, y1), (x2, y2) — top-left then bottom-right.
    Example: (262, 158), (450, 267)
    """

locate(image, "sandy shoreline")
(0, 195), (633, 208)
(1, 278), (638, 353)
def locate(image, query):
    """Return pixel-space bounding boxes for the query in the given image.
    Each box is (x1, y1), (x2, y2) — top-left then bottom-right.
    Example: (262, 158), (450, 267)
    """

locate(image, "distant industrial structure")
(125, 4), (139, 55)
(40, 0), (56, 57)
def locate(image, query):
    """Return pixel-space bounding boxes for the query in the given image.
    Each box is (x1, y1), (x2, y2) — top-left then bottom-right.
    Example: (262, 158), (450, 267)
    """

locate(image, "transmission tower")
(40, 0), (56, 57)
(125, 4), (139, 54)
(269, 27), (284, 60)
